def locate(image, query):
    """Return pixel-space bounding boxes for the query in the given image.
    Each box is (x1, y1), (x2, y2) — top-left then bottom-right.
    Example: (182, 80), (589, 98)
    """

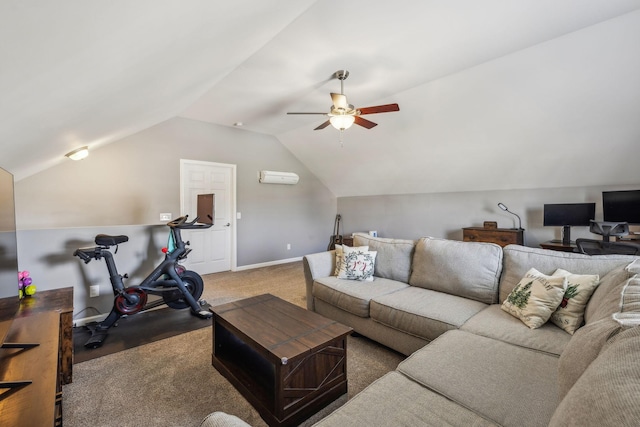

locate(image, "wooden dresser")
(0, 287), (73, 427)
(463, 226), (524, 247)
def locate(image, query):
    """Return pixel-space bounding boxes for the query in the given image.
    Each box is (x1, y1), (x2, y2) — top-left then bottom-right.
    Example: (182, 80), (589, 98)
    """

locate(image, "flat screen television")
(543, 202), (596, 245)
(603, 190), (640, 225)
(0, 166), (20, 348)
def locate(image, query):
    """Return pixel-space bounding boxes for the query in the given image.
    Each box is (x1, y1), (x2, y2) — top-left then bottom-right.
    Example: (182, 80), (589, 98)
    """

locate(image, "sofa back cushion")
(409, 237), (502, 304)
(556, 318), (623, 401)
(612, 275), (640, 327)
(550, 324), (640, 427)
(499, 245), (634, 304)
(353, 233), (416, 283)
(583, 264), (634, 324)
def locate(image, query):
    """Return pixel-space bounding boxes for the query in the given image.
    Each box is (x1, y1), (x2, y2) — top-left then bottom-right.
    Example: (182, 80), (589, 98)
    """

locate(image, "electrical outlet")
(160, 213), (172, 221)
(89, 285), (100, 297)
(287, 243), (291, 250)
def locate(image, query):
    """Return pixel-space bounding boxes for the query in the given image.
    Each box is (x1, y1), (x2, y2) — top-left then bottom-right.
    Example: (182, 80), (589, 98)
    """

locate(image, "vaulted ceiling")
(2, 1), (640, 197)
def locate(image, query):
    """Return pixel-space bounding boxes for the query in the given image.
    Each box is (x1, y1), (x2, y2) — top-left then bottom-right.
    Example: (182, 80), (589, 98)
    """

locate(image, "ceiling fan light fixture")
(329, 114), (355, 130)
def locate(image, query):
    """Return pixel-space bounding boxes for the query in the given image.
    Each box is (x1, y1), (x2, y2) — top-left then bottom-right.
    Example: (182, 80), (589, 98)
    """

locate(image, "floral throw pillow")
(337, 245), (377, 281)
(501, 268), (567, 329)
(550, 269), (600, 335)
(334, 244), (368, 276)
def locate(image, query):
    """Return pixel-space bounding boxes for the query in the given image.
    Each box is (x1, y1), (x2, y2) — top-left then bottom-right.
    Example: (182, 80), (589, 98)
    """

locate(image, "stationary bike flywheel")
(115, 288), (148, 314)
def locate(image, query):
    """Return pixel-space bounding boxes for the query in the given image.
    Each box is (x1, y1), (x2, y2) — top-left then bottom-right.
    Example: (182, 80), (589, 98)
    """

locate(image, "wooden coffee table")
(211, 294), (352, 427)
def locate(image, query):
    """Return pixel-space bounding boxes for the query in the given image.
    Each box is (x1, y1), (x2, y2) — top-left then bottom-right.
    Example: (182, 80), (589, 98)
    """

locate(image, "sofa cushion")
(200, 412), (252, 427)
(501, 268), (567, 329)
(336, 245), (377, 281)
(499, 245), (634, 304)
(311, 371), (499, 427)
(370, 287), (487, 341)
(409, 237), (502, 304)
(556, 317), (623, 401)
(460, 305), (570, 356)
(612, 276), (640, 327)
(312, 276), (408, 318)
(549, 269), (600, 334)
(550, 325), (640, 427)
(398, 330), (559, 427)
(353, 233), (416, 283)
(584, 263), (634, 324)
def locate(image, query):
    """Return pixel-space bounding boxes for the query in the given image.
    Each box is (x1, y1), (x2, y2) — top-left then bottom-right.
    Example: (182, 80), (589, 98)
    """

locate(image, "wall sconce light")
(65, 146), (89, 161)
(498, 202), (523, 230)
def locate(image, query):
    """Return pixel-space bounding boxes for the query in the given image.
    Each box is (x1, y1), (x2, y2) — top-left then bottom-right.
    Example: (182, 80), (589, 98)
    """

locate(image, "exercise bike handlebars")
(167, 215), (213, 230)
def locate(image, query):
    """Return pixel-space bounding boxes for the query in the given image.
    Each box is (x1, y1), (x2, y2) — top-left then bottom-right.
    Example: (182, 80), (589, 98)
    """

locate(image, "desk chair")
(575, 238), (640, 255)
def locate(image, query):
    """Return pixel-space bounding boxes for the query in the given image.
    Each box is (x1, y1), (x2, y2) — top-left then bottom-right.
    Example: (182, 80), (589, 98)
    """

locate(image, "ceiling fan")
(287, 70), (400, 131)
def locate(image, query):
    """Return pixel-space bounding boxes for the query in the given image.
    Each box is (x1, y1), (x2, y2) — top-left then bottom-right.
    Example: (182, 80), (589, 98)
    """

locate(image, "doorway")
(180, 159), (236, 274)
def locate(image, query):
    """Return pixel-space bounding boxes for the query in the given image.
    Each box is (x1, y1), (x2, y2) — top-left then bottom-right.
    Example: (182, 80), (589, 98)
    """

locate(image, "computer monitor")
(543, 203), (596, 245)
(603, 190), (640, 225)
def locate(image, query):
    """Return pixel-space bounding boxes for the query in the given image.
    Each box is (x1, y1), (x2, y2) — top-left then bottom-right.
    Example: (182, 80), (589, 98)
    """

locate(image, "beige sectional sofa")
(301, 233), (640, 427)
(202, 233), (640, 427)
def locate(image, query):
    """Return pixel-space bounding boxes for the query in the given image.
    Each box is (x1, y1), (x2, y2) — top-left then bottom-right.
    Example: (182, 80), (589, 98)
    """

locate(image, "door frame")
(179, 159), (237, 272)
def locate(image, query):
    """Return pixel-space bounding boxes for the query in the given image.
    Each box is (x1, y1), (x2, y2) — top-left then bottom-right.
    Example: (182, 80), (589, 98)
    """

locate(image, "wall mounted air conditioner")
(259, 170), (299, 185)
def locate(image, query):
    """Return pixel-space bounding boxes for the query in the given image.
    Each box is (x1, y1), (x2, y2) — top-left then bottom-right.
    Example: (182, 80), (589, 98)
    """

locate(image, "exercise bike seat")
(95, 234), (129, 246)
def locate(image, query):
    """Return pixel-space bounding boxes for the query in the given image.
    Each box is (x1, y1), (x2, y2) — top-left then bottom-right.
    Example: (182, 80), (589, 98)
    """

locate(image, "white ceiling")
(2, 1), (640, 197)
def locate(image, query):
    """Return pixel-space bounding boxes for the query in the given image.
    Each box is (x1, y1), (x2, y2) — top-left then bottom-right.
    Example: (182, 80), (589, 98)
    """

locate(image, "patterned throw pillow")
(549, 269), (600, 335)
(334, 244), (368, 276)
(337, 245), (377, 281)
(501, 268), (567, 329)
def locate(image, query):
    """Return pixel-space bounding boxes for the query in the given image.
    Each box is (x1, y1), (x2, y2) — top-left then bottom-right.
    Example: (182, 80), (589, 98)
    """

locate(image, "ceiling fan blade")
(358, 103), (400, 115)
(287, 112), (327, 115)
(331, 93), (349, 110)
(354, 116), (378, 129)
(314, 120), (331, 130)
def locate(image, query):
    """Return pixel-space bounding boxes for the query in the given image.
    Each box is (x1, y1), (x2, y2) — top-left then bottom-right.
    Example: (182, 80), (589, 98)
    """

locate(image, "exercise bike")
(74, 215), (213, 349)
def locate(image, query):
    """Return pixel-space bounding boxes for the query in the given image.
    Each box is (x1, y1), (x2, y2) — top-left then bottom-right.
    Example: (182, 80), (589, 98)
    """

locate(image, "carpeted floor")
(62, 261), (405, 427)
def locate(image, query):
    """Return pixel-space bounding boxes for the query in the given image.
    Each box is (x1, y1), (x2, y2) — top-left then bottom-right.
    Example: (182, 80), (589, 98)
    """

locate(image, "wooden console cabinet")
(0, 287), (73, 427)
(463, 227), (524, 247)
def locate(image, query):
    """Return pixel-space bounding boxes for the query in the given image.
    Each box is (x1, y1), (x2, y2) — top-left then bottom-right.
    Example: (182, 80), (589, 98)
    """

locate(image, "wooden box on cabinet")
(463, 227), (524, 247)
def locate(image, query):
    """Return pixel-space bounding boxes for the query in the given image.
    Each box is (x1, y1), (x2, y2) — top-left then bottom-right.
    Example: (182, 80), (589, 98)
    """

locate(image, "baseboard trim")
(234, 257), (302, 272)
(74, 313), (108, 328)
(73, 304), (166, 328)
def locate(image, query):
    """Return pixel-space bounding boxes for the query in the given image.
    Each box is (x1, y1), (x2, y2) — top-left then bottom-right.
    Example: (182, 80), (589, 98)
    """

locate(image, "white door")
(180, 160), (235, 274)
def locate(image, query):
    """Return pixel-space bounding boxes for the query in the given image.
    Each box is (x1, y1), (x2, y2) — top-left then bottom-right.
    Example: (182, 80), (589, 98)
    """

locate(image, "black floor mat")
(73, 305), (212, 363)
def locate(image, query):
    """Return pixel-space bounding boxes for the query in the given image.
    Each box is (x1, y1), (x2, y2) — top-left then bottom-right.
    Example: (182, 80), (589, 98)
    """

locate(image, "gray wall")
(12, 114), (640, 322)
(338, 184), (640, 246)
(14, 117), (336, 319)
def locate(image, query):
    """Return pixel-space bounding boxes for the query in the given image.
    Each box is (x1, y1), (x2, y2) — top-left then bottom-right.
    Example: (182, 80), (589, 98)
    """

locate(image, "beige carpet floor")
(63, 261), (405, 427)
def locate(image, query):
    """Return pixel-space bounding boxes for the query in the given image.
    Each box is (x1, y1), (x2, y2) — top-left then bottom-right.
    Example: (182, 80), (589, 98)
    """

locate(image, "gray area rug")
(63, 261), (405, 427)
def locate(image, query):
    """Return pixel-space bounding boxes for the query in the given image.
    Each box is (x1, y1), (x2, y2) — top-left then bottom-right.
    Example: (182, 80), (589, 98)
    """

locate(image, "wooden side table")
(463, 226), (524, 247)
(340, 237), (354, 247)
(540, 241), (578, 253)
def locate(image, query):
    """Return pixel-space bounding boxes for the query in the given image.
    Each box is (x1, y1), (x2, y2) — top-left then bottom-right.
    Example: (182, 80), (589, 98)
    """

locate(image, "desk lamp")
(498, 203), (523, 230)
